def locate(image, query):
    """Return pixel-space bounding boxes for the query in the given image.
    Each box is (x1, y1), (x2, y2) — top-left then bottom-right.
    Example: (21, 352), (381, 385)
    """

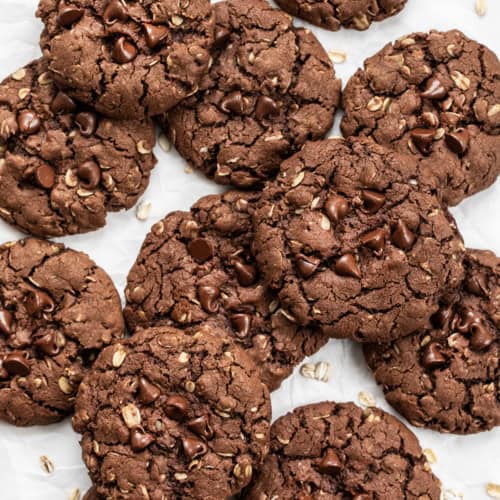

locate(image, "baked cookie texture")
(244, 401), (441, 500)
(0, 59), (156, 237)
(161, 0), (341, 189)
(124, 190), (328, 391)
(37, 0), (215, 119)
(275, 0), (407, 32)
(73, 323), (271, 500)
(252, 137), (465, 343)
(365, 249), (500, 434)
(341, 30), (500, 206)
(0, 238), (124, 426)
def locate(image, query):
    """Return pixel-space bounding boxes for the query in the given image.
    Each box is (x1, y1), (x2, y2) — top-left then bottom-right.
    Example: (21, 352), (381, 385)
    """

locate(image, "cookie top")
(73, 324), (271, 500)
(341, 30), (500, 206)
(274, 0), (407, 32)
(0, 238), (124, 426)
(252, 137), (465, 343)
(162, 0), (341, 189)
(37, 0), (214, 119)
(0, 59), (156, 237)
(244, 401), (441, 500)
(124, 190), (328, 390)
(364, 249), (500, 434)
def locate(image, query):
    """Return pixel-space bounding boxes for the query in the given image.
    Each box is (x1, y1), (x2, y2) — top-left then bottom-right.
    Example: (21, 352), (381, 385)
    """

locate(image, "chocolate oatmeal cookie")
(252, 137), (465, 343)
(161, 0), (341, 189)
(341, 30), (500, 206)
(244, 401), (441, 500)
(364, 249), (500, 434)
(73, 324), (271, 499)
(37, 0), (215, 119)
(0, 238), (124, 426)
(0, 59), (156, 237)
(124, 191), (328, 391)
(275, 0), (407, 32)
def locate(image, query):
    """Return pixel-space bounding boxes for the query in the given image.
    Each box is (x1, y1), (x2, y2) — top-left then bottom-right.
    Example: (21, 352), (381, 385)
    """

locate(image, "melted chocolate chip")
(103, 0), (129, 25)
(431, 306), (453, 329)
(182, 435), (208, 461)
(361, 190), (385, 214)
(296, 255), (319, 278)
(335, 254), (361, 279)
(464, 272), (488, 296)
(220, 91), (248, 115)
(255, 96), (279, 121)
(187, 238), (213, 262)
(360, 228), (385, 254)
(455, 309), (482, 334)
(34, 332), (60, 356)
(421, 341), (446, 369)
(165, 395), (189, 420)
(214, 26), (230, 47)
(233, 259), (257, 286)
(144, 23), (169, 49)
(0, 308), (13, 336)
(445, 129), (469, 155)
(197, 285), (219, 313)
(231, 313), (251, 338)
(420, 76), (447, 100)
(317, 448), (342, 475)
(138, 377), (161, 404)
(391, 220), (415, 250)
(57, 5), (83, 27)
(77, 161), (101, 190)
(187, 415), (213, 439)
(470, 323), (495, 351)
(112, 37), (137, 64)
(3, 351), (30, 376)
(324, 195), (349, 223)
(410, 128), (435, 154)
(75, 112), (97, 137)
(34, 164), (56, 190)
(130, 428), (154, 452)
(25, 289), (55, 316)
(51, 91), (77, 114)
(18, 110), (41, 135)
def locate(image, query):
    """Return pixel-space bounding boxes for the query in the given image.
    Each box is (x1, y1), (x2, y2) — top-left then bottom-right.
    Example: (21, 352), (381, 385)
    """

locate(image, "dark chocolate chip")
(197, 285), (219, 313)
(187, 238), (213, 262)
(470, 323), (495, 351)
(255, 96), (279, 121)
(410, 128), (435, 154)
(138, 377), (161, 404)
(25, 289), (55, 316)
(3, 351), (30, 376)
(187, 415), (213, 439)
(77, 161), (101, 190)
(34, 164), (56, 190)
(360, 228), (385, 254)
(130, 428), (154, 452)
(464, 272), (488, 296)
(324, 195), (349, 223)
(113, 37), (137, 64)
(317, 448), (342, 475)
(34, 332), (60, 357)
(51, 91), (77, 114)
(421, 341), (446, 369)
(233, 259), (256, 286)
(214, 26), (230, 47)
(75, 112), (97, 137)
(445, 129), (469, 155)
(335, 254), (361, 279)
(296, 255), (319, 278)
(165, 395), (189, 420)
(57, 5), (83, 27)
(455, 309), (482, 334)
(103, 0), (129, 24)
(230, 313), (251, 338)
(430, 306), (453, 329)
(18, 110), (41, 135)
(144, 23), (169, 49)
(220, 91), (248, 115)
(0, 308), (13, 336)
(392, 220), (415, 250)
(420, 77), (447, 99)
(361, 190), (385, 214)
(182, 435), (208, 461)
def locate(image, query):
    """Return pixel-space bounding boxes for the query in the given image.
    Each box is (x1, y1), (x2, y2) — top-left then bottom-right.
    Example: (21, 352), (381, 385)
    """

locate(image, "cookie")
(160, 0), (341, 189)
(73, 323), (271, 499)
(341, 30), (500, 206)
(0, 59), (156, 237)
(252, 137), (465, 343)
(364, 249), (500, 434)
(124, 191), (328, 390)
(37, 0), (215, 119)
(0, 238), (124, 426)
(274, 0), (407, 32)
(244, 401), (441, 500)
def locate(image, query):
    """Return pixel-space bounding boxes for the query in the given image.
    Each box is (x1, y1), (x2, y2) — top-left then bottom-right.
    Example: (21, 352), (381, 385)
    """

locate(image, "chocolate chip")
(103, 0), (129, 25)
(77, 161), (101, 190)
(165, 395), (189, 420)
(25, 289), (55, 316)
(445, 129), (469, 155)
(361, 190), (385, 214)
(214, 26), (230, 48)
(465, 272), (488, 296)
(187, 238), (213, 262)
(360, 228), (385, 254)
(335, 254), (361, 279)
(296, 255), (319, 278)
(230, 313), (251, 338)
(420, 76), (447, 100)
(430, 306), (453, 329)
(18, 110), (41, 135)
(130, 428), (154, 452)
(34, 332), (60, 357)
(144, 23), (169, 49)
(112, 37), (137, 64)
(421, 341), (446, 369)
(255, 96), (279, 121)
(3, 351), (30, 376)
(182, 435), (208, 461)
(220, 91), (247, 115)
(34, 164), (56, 190)
(410, 128), (435, 154)
(57, 5), (83, 27)
(197, 285), (219, 313)
(187, 415), (213, 439)
(470, 323), (495, 351)
(324, 195), (349, 223)
(138, 377), (161, 404)
(391, 220), (415, 250)
(454, 309), (481, 334)
(51, 91), (77, 114)
(317, 448), (342, 475)
(0, 308), (13, 336)
(75, 112), (97, 137)
(233, 259), (257, 286)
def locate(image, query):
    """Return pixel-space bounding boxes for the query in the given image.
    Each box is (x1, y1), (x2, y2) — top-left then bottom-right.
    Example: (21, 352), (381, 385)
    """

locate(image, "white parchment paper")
(0, 0), (498, 498)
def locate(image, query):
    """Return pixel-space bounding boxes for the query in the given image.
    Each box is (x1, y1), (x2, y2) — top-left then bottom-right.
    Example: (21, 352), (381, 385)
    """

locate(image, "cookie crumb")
(40, 455), (54, 474)
(487, 483), (500, 498)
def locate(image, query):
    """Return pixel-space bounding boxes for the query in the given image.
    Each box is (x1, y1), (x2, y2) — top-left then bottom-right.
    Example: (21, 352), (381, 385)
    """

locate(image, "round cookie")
(252, 137), (465, 343)
(244, 401), (441, 500)
(0, 59), (156, 237)
(341, 30), (500, 206)
(161, 0), (341, 189)
(73, 323), (271, 499)
(364, 249), (499, 434)
(37, 0), (214, 119)
(124, 190), (328, 391)
(0, 238), (124, 426)
(274, 0), (407, 32)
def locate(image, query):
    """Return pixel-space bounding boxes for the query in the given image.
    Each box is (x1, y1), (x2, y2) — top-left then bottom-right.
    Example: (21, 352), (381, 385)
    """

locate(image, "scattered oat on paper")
(328, 49), (346, 64)
(136, 201), (152, 221)
(358, 390), (376, 407)
(487, 483), (500, 499)
(475, 0), (487, 16)
(158, 133), (171, 153)
(300, 361), (331, 382)
(39, 455), (54, 474)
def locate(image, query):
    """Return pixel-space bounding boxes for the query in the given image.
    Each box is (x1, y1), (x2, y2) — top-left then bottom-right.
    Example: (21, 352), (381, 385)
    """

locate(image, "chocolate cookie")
(0, 59), (156, 237)
(274, 0), (407, 32)
(0, 238), (124, 426)
(364, 249), (500, 434)
(244, 401), (441, 500)
(161, 0), (341, 189)
(124, 191), (328, 390)
(341, 30), (500, 206)
(252, 137), (465, 343)
(73, 323), (271, 499)
(37, 0), (214, 119)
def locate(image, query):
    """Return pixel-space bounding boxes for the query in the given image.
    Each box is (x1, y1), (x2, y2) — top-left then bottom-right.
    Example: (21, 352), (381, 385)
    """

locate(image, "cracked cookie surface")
(0, 59), (156, 237)
(0, 238), (124, 426)
(341, 30), (500, 206)
(37, 0), (215, 119)
(243, 401), (441, 500)
(364, 249), (500, 434)
(252, 137), (465, 343)
(73, 323), (271, 500)
(274, 0), (407, 32)
(124, 190), (328, 391)
(161, 0), (341, 189)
